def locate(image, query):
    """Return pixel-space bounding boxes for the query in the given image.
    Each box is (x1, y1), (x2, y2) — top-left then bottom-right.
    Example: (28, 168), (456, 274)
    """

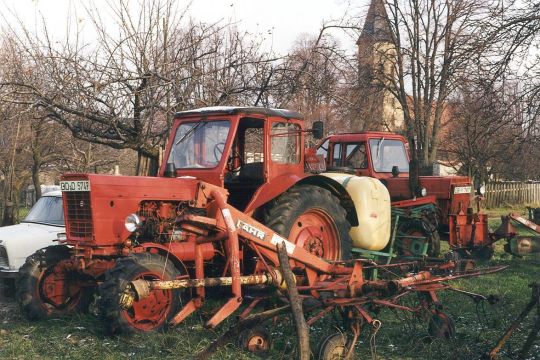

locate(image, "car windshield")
(167, 120), (230, 169)
(369, 139), (410, 172)
(23, 196), (64, 226)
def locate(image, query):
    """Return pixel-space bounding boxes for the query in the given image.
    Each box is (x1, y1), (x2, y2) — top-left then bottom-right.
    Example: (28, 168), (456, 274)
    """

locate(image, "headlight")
(56, 233), (67, 243)
(478, 185), (486, 195)
(421, 187), (427, 197)
(125, 214), (141, 233)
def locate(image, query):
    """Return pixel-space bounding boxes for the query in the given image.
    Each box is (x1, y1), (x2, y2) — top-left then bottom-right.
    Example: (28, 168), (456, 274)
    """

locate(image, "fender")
(298, 174), (359, 227)
(244, 173), (310, 214)
(245, 173), (359, 228)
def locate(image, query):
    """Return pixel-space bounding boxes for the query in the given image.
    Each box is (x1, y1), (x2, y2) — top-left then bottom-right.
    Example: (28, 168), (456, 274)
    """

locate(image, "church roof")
(357, 0), (394, 44)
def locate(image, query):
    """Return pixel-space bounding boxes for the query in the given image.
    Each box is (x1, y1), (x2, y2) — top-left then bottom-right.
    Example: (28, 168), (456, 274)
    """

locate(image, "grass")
(1, 207), (539, 360)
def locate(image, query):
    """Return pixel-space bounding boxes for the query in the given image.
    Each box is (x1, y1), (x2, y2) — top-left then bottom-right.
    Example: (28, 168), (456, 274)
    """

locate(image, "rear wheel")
(98, 253), (182, 334)
(397, 221), (440, 257)
(264, 185), (352, 262)
(17, 245), (92, 320)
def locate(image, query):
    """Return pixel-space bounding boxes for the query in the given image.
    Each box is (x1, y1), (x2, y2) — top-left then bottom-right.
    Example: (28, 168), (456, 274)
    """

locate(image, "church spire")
(357, 0), (393, 44)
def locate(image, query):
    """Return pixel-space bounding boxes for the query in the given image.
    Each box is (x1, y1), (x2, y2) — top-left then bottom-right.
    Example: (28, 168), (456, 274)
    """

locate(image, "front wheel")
(98, 253), (182, 334)
(16, 245), (92, 320)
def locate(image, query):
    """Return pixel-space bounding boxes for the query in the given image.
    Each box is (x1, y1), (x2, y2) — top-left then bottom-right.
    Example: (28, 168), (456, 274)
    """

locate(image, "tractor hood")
(60, 173), (202, 251)
(385, 175), (471, 201)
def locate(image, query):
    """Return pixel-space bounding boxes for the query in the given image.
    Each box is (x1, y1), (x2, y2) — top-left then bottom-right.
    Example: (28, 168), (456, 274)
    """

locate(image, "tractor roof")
(326, 132), (406, 141)
(174, 106), (303, 120)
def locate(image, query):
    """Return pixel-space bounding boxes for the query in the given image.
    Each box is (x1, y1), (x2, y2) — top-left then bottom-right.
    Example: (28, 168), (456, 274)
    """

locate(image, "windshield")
(167, 120), (230, 169)
(369, 139), (409, 172)
(23, 196), (64, 226)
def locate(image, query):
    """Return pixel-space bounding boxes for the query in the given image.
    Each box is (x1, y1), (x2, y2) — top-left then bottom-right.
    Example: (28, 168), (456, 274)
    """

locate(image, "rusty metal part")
(123, 273), (274, 309)
(510, 213), (540, 233)
(447, 287), (499, 304)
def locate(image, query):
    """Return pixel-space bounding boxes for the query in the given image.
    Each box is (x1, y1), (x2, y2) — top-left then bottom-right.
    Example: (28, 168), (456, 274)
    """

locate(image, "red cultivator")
(120, 184), (505, 357)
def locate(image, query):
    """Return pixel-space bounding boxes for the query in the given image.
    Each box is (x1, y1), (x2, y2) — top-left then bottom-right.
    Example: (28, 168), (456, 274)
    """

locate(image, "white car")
(0, 191), (64, 280)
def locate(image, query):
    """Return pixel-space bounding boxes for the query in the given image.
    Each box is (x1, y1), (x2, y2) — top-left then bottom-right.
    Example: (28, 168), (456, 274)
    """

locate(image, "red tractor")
(17, 107), (398, 334)
(317, 132), (492, 259)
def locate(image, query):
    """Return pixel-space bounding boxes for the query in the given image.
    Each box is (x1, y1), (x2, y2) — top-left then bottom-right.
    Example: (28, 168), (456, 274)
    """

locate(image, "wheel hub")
(40, 267), (81, 308)
(246, 335), (269, 352)
(289, 209), (339, 261)
(124, 272), (172, 329)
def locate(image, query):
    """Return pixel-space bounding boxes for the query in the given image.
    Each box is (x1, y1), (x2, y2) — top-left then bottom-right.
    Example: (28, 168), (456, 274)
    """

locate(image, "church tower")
(356, 0), (404, 131)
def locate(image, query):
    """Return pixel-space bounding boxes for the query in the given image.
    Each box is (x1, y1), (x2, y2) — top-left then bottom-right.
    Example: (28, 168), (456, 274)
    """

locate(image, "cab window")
(168, 120), (230, 169)
(331, 143), (341, 166)
(271, 122), (300, 164)
(316, 139), (329, 158)
(369, 139), (409, 172)
(345, 143), (368, 169)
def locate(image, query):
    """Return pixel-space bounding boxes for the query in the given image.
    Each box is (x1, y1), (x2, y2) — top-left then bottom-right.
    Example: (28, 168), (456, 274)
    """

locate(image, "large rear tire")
(98, 253), (181, 334)
(264, 185), (351, 261)
(16, 245), (92, 320)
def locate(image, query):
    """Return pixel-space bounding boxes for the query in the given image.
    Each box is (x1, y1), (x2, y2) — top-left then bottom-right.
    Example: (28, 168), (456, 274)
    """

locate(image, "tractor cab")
(317, 132), (410, 179)
(160, 107), (308, 211)
(317, 132), (493, 256)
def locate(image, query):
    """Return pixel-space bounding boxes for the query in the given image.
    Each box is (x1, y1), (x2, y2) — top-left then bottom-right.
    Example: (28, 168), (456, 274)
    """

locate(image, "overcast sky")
(0, 0), (370, 54)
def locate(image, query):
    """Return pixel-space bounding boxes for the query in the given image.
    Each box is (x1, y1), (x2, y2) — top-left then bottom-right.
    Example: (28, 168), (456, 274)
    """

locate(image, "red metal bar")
(510, 213), (540, 234)
(205, 190), (243, 328)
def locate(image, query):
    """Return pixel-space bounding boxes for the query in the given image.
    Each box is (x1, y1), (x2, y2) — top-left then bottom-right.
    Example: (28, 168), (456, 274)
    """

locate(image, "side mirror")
(311, 121), (324, 139)
(164, 162), (176, 178)
(391, 166), (400, 178)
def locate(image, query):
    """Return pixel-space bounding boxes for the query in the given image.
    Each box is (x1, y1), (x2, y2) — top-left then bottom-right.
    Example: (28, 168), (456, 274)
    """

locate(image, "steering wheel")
(227, 149), (244, 172)
(214, 142), (244, 172)
(214, 142), (226, 160)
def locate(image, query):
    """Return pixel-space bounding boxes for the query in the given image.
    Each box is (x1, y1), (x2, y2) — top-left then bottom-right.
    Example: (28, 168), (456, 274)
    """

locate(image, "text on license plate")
(453, 186), (471, 195)
(60, 180), (91, 192)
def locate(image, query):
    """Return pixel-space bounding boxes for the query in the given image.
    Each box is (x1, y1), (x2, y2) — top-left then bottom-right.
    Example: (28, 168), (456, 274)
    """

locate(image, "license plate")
(453, 186), (471, 195)
(60, 180), (91, 192)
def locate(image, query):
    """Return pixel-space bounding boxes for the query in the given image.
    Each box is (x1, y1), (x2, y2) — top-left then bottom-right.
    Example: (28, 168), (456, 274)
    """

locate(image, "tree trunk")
(2, 201), (15, 226)
(277, 243), (310, 360)
(136, 151), (159, 176)
(32, 162), (42, 201)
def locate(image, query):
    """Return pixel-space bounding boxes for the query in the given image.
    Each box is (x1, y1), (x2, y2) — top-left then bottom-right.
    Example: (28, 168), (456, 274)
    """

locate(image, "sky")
(0, 0), (370, 54)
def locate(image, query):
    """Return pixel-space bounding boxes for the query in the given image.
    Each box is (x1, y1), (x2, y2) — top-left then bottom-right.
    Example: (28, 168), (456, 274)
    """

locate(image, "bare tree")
(1, 0), (278, 175)
(361, 0), (502, 170)
(439, 73), (524, 182)
(272, 32), (357, 134)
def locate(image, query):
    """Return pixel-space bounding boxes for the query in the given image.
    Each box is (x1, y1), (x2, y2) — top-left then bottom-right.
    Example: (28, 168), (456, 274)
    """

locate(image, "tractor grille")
(64, 191), (93, 241)
(0, 246), (8, 268)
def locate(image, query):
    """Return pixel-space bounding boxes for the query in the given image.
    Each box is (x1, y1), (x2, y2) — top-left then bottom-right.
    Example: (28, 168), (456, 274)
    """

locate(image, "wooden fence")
(484, 182), (540, 208)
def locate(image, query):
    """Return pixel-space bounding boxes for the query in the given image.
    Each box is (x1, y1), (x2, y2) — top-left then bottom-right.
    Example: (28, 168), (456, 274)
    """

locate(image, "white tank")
(322, 173), (391, 251)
